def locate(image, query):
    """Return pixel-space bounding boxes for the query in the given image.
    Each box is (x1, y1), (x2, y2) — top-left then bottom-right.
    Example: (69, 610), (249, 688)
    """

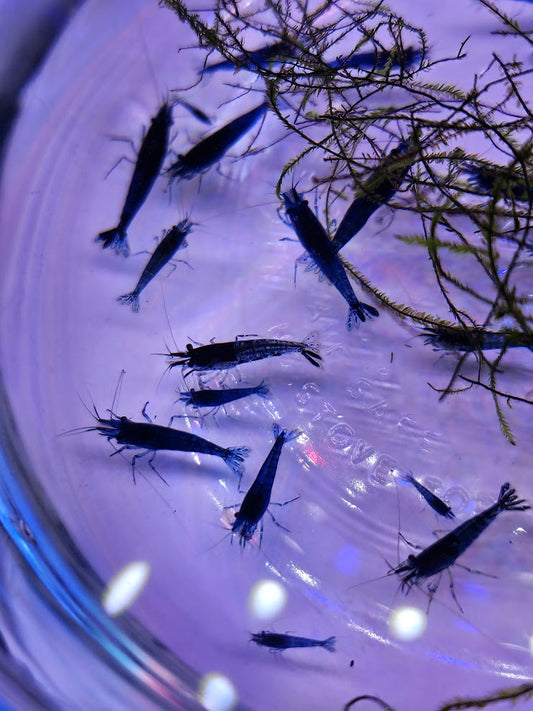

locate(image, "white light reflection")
(389, 606), (427, 641)
(249, 579), (287, 620)
(198, 673), (237, 711)
(102, 561), (150, 616)
(289, 563), (319, 588)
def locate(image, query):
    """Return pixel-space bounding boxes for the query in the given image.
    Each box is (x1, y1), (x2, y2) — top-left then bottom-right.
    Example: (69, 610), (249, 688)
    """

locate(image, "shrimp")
(167, 102), (267, 182)
(282, 187), (379, 328)
(330, 45), (422, 72)
(79, 402), (250, 478)
(167, 333), (321, 375)
(421, 323), (533, 352)
(331, 136), (417, 252)
(118, 219), (192, 312)
(462, 161), (532, 202)
(203, 41), (295, 74)
(231, 424), (298, 547)
(97, 102), (173, 256)
(251, 631), (336, 652)
(393, 483), (529, 609)
(402, 472), (455, 520)
(179, 380), (270, 409)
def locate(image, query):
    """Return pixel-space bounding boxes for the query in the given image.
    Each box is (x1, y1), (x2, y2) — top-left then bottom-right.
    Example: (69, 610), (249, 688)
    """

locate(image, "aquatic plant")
(161, 0), (533, 442)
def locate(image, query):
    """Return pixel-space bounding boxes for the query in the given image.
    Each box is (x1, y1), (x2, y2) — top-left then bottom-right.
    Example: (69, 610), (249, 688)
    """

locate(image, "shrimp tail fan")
(302, 331), (321, 367)
(223, 446), (251, 476)
(272, 424), (300, 442)
(117, 292), (140, 312)
(498, 483), (530, 511)
(96, 227), (130, 257)
(255, 380), (270, 399)
(348, 301), (379, 329)
(322, 636), (336, 652)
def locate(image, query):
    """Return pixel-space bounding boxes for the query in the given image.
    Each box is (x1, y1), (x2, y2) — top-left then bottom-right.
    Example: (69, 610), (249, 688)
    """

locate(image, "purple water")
(0, 0), (532, 709)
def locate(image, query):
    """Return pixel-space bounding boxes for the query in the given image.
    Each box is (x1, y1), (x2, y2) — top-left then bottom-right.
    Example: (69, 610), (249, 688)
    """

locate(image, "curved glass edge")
(0, 3), (233, 708)
(0, 367), (234, 710)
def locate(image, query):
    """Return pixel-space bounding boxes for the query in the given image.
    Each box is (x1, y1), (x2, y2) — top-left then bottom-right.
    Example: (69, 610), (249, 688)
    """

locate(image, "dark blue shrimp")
(80, 404), (250, 477)
(330, 45), (422, 72)
(393, 483), (529, 608)
(204, 41), (294, 73)
(118, 219), (192, 312)
(232, 424), (298, 547)
(167, 334), (321, 374)
(251, 631), (336, 652)
(97, 102), (173, 256)
(167, 102), (267, 182)
(282, 188), (378, 328)
(331, 137), (416, 252)
(462, 162), (532, 202)
(421, 324), (533, 352)
(179, 380), (269, 409)
(402, 472), (455, 520)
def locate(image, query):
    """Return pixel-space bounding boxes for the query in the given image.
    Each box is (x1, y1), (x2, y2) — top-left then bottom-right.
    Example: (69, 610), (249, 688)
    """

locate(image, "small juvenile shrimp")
(79, 403), (250, 478)
(282, 187), (379, 328)
(167, 333), (321, 375)
(179, 380), (270, 409)
(118, 219), (192, 312)
(251, 631), (336, 652)
(393, 483), (529, 608)
(167, 102), (267, 182)
(203, 41), (295, 73)
(331, 137), (417, 252)
(97, 102), (173, 256)
(231, 424), (298, 547)
(402, 472), (455, 520)
(421, 323), (533, 352)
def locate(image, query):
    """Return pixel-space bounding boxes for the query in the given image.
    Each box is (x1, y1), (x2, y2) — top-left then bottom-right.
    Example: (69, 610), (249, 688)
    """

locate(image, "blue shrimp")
(421, 324), (533, 352)
(462, 161), (532, 202)
(79, 403), (250, 478)
(329, 45), (422, 72)
(167, 102), (267, 182)
(179, 380), (270, 409)
(402, 472), (454, 520)
(97, 102), (173, 256)
(167, 333), (321, 375)
(203, 41), (295, 74)
(331, 137), (416, 252)
(251, 631), (336, 652)
(393, 483), (529, 610)
(282, 188), (378, 328)
(231, 424), (299, 547)
(118, 219), (192, 312)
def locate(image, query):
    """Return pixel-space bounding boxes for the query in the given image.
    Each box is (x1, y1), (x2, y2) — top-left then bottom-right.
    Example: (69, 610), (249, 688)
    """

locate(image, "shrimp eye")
(186, 344), (193, 352)
(407, 554), (416, 563)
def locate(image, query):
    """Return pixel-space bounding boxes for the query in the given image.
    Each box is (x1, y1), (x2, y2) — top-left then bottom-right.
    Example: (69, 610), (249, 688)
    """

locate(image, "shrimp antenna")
(346, 566), (396, 592)
(110, 369), (126, 417)
(138, 22), (165, 108)
(58, 391), (102, 437)
(395, 473), (402, 566)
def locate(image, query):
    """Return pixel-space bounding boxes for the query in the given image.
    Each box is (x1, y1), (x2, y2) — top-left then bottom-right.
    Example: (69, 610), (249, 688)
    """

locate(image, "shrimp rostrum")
(392, 483), (529, 610)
